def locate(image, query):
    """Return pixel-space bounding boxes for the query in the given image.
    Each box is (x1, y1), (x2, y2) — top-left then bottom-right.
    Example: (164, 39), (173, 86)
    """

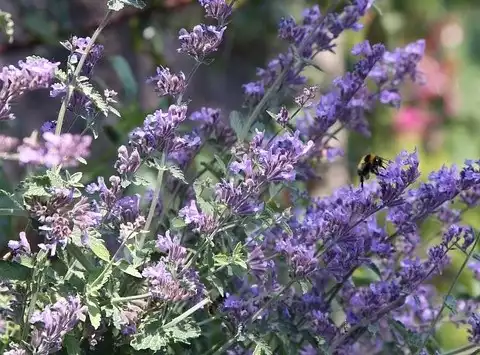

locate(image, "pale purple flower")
(199, 0), (233, 24)
(0, 134), (19, 153)
(147, 66), (186, 98)
(114, 145), (141, 175)
(17, 132), (92, 168)
(0, 56), (59, 120)
(7, 231), (31, 262)
(40, 120), (57, 134)
(179, 200), (217, 234)
(30, 295), (86, 354)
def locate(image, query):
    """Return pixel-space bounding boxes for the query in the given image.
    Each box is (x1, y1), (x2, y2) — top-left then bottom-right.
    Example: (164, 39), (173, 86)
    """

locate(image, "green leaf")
(298, 279), (311, 294)
(64, 334), (81, 355)
(229, 110), (244, 138)
(116, 260), (142, 278)
(170, 217), (186, 229)
(165, 320), (201, 344)
(197, 197), (214, 216)
(0, 189), (23, 210)
(90, 237), (111, 262)
(253, 339), (273, 355)
(69, 172), (83, 184)
(47, 169), (65, 188)
(131, 320), (168, 351)
(18, 256), (34, 269)
(206, 274), (224, 297)
(214, 154), (227, 174)
(167, 164), (187, 184)
(213, 254), (229, 267)
(0, 10), (14, 43)
(0, 261), (32, 281)
(87, 267), (113, 295)
(109, 55), (138, 101)
(87, 297), (102, 330)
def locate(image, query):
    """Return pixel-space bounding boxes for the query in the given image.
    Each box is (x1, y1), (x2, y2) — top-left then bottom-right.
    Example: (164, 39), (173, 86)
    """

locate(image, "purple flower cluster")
(142, 231), (205, 301)
(0, 56), (59, 120)
(17, 132), (92, 167)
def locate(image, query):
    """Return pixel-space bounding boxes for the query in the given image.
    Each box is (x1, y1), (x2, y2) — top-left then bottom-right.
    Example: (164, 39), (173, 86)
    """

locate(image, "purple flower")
(147, 66), (186, 98)
(40, 120), (57, 134)
(4, 344), (27, 355)
(156, 230), (188, 266)
(129, 104), (188, 155)
(111, 194), (141, 224)
(114, 145), (141, 175)
(17, 132), (92, 168)
(67, 36), (104, 77)
(189, 107), (236, 145)
(30, 295), (86, 354)
(177, 25), (226, 60)
(0, 56), (59, 120)
(179, 200), (217, 234)
(199, 0), (233, 24)
(169, 132), (202, 167)
(274, 106), (289, 126)
(7, 231), (31, 262)
(468, 313), (480, 344)
(215, 179), (263, 215)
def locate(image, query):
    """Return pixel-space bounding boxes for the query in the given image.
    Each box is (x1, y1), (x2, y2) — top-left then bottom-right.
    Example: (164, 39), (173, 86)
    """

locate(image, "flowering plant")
(1, 1), (480, 354)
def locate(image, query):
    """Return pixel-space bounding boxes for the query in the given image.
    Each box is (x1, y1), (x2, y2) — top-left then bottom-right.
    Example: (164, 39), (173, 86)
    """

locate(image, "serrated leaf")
(87, 267), (113, 295)
(64, 334), (81, 355)
(229, 110), (244, 138)
(213, 254), (229, 267)
(87, 297), (101, 330)
(90, 237), (111, 262)
(166, 321), (201, 344)
(116, 260), (142, 278)
(18, 256), (34, 269)
(0, 189), (24, 210)
(167, 164), (187, 184)
(214, 154), (227, 174)
(47, 169), (65, 188)
(206, 274), (224, 297)
(131, 320), (168, 351)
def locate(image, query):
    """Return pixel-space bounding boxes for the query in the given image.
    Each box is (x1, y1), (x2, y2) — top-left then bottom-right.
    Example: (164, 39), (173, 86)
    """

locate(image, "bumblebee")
(357, 154), (389, 188)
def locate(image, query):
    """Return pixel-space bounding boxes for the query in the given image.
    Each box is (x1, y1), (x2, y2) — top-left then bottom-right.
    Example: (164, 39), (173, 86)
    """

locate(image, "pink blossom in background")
(393, 106), (436, 135)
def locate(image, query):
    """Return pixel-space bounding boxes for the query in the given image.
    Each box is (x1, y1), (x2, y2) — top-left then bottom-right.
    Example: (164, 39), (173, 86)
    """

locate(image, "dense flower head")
(179, 200), (218, 234)
(169, 132), (202, 167)
(17, 132), (92, 167)
(199, 0), (233, 24)
(67, 36), (104, 77)
(178, 25), (226, 60)
(129, 104), (188, 155)
(114, 145), (141, 176)
(147, 66), (186, 98)
(86, 175), (123, 209)
(30, 295), (86, 354)
(0, 56), (59, 120)
(394, 285), (438, 332)
(468, 313), (480, 344)
(215, 179), (263, 215)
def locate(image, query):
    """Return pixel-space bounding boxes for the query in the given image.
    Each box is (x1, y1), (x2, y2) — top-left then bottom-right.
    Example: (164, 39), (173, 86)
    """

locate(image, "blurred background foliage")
(1, 0), (480, 350)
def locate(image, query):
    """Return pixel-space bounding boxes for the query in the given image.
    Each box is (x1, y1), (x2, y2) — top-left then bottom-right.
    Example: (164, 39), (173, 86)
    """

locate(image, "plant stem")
(55, 10), (112, 136)
(111, 292), (152, 304)
(140, 152), (166, 248)
(441, 344), (478, 355)
(416, 233), (480, 354)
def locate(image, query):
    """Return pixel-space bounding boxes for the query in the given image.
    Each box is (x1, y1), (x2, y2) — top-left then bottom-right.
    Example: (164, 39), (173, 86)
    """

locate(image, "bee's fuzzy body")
(357, 154), (388, 188)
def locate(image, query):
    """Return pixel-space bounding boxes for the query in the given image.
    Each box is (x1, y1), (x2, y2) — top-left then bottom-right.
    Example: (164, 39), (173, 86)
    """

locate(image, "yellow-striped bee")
(357, 154), (389, 188)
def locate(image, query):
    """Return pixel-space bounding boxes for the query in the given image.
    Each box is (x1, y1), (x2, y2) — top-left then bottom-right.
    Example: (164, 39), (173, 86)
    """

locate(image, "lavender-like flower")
(147, 66), (186, 98)
(178, 25), (226, 60)
(114, 145), (141, 175)
(129, 104), (188, 155)
(468, 313), (480, 344)
(199, 0), (233, 24)
(179, 200), (218, 234)
(17, 132), (92, 168)
(7, 231), (31, 262)
(0, 56), (59, 120)
(30, 295), (86, 354)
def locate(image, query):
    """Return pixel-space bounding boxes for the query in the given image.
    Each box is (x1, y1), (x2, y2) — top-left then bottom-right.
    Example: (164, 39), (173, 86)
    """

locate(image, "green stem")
(55, 10), (112, 136)
(416, 233), (480, 354)
(140, 153), (166, 247)
(111, 292), (152, 304)
(162, 297), (210, 329)
(441, 344), (478, 355)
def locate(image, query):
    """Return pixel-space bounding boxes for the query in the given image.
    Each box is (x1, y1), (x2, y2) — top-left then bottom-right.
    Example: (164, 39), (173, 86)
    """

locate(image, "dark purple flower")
(215, 179), (263, 215)
(394, 285), (438, 332)
(468, 313), (480, 344)
(111, 194), (141, 224)
(169, 132), (202, 167)
(67, 36), (104, 77)
(147, 66), (186, 98)
(30, 295), (86, 354)
(178, 25), (226, 60)
(179, 200), (218, 234)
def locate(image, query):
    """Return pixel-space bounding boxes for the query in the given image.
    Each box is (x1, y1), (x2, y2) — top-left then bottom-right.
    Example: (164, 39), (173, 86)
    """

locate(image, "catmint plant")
(0, 0), (479, 354)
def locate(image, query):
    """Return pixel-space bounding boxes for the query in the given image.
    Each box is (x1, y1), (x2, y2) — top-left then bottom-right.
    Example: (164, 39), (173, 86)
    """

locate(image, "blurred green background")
(1, 0), (480, 350)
